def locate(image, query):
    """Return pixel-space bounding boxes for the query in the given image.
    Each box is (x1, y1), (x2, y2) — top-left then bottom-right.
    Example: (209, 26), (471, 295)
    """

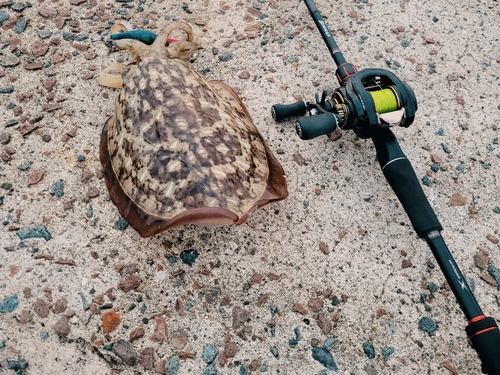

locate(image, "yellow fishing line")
(370, 88), (398, 114)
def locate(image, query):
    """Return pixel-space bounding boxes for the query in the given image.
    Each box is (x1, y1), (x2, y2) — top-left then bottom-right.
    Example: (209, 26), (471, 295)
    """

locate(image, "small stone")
(418, 316), (437, 333)
(38, 30), (52, 39)
(113, 217), (129, 230)
(443, 361), (458, 375)
(238, 70), (250, 79)
(118, 274), (140, 292)
(402, 259), (412, 268)
(53, 316), (70, 336)
(19, 309), (32, 324)
(474, 251), (489, 269)
(155, 359), (167, 374)
(224, 341), (239, 358)
(53, 298), (67, 314)
(113, 339), (137, 366)
(16, 226), (52, 241)
(27, 170), (44, 187)
(232, 306), (251, 329)
(1, 86), (14, 94)
(486, 234), (499, 244)
(102, 310), (121, 333)
(311, 348), (338, 371)
(0, 295), (20, 313)
(150, 316), (168, 343)
(218, 52), (233, 62)
(449, 193), (467, 206)
(382, 346), (395, 361)
(270, 346), (279, 358)
(488, 265), (500, 286)
(317, 313), (331, 335)
(50, 180), (65, 198)
(456, 96), (465, 105)
(166, 355), (179, 375)
(481, 274), (497, 287)
(307, 297), (323, 313)
(141, 347), (155, 370)
(13, 16), (28, 34)
(129, 327), (145, 343)
(324, 337), (334, 351)
(319, 242), (329, 255)
(38, 7), (58, 18)
(363, 342), (375, 359)
(33, 298), (51, 318)
(292, 303), (308, 315)
(42, 77), (57, 91)
(179, 249), (199, 266)
(31, 41), (49, 57)
(201, 344), (218, 364)
(0, 53), (20, 68)
(171, 329), (188, 349)
(0, 132), (11, 144)
(7, 360), (28, 374)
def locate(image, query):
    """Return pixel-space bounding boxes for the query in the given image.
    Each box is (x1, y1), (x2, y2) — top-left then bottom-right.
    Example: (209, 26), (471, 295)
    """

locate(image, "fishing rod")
(271, 0), (500, 373)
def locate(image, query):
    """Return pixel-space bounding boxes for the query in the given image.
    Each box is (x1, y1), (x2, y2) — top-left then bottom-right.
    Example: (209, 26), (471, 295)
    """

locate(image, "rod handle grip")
(296, 113), (339, 140)
(466, 317), (500, 375)
(271, 101), (307, 122)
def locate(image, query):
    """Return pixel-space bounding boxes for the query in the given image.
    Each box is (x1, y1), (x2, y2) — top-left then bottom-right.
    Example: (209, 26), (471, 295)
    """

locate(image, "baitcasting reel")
(272, 68), (417, 140)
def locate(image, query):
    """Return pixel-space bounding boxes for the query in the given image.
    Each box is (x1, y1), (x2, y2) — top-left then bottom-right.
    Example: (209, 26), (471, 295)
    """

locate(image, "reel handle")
(271, 101), (307, 122)
(296, 112), (340, 140)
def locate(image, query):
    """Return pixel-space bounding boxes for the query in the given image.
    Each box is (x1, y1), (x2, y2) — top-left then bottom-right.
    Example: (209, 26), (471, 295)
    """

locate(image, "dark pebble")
(5, 119), (18, 127)
(201, 344), (218, 364)
(11, 2), (28, 11)
(435, 128), (444, 136)
(421, 175), (431, 186)
(86, 204), (93, 218)
(324, 337), (334, 350)
(201, 364), (217, 375)
(78, 291), (90, 311)
(493, 206), (500, 214)
(331, 296), (340, 306)
(363, 342), (375, 359)
(1, 86), (14, 94)
(0, 11), (9, 26)
(180, 249), (199, 266)
(62, 31), (74, 41)
(239, 366), (249, 375)
(38, 30), (52, 39)
(270, 346), (279, 358)
(427, 282), (438, 292)
(7, 359), (28, 375)
(74, 33), (89, 41)
(441, 143), (451, 153)
(418, 316), (437, 333)
(16, 226), (52, 241)
(0, 294), (20, 313)
(50, 180), (64, 198)
(14, 17), (29, 34)
(212, 47), (219, 55)
(1, 182), (13, 190)
(218, 52), (233, 62)
(113, 217), (129, 230)
(488, 265), (500, 286)
(382, 346), (395, 361)
(40, 331), (49, 340)
(17, 162), (30, 171)
(112, 339), (137, 366)
(311, 347), (338, 371)
(430, 164), (439, 172)
(401, 40), (410, 47)
(166, 355), (179, 375)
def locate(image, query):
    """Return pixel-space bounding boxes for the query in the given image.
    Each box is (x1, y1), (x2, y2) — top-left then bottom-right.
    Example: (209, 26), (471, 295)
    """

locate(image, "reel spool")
(330, 68), (417, 139)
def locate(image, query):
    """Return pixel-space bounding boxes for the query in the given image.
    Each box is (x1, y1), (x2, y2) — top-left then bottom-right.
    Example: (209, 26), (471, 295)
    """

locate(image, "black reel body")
(272, 68), (417, 140)
(334, 68), (417, 138)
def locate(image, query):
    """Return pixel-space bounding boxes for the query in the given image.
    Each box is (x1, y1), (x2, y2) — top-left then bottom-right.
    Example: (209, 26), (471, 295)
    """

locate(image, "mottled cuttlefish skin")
(100, 22), (288, 237)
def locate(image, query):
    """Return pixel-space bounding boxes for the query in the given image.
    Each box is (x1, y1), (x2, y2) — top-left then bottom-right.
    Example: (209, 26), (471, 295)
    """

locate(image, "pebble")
(166, 355), (180, 375)
(324, 337), (334, 350)
(114, 217), (129, 230)
(141, 347), (154, 370)
(7, 359), (28, 375)
(0, 294), (19, 313)
(129, 327), (145, 343)
(50, 180), (65, 198)
(449, 193), (467, 206)
(112, 339), (137, 366)
(488, 265), (500, 286)
(53, 316), (70, 336)
(201, 344), (218, 363)
(232, 306), (251, 329)
(171, 329), (187, 349)
(11, 2), (29, 12)
(0, 11), (8, 26)
(16, 226), (52, 241)
(1, 86), (14, 94)
(311, 347), (338, 371)
(201, 364), (217, 375)
(118, 274), (140, 292)
(150, 316), (168, 343)
(270, 346), (279, 358)
(218, 52), (233, 62)
(40, 331), (49, 340)
(382, 346), (395, 361)
(33, 298), (51, 318)
(38, 30), (52, 39)
(0, 53), (20, 67)
(418, 316), (437, 333)
(179, 249), (199, 266)
(102, 310), (121, 333)
(78, 292), (90, 311)
(363, 342), (375, 359)
(13, 16), (28, 34)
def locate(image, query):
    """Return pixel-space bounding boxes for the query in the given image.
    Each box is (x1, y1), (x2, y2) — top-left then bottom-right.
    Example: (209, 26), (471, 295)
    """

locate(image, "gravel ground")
(1, 0), (500, 374)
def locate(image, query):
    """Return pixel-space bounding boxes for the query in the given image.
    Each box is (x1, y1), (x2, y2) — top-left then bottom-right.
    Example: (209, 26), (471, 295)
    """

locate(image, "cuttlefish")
(99, 22), (288, 237)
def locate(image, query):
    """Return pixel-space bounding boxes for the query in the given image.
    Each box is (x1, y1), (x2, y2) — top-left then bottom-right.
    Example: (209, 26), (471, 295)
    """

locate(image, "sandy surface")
(1, 0), (499, 374)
